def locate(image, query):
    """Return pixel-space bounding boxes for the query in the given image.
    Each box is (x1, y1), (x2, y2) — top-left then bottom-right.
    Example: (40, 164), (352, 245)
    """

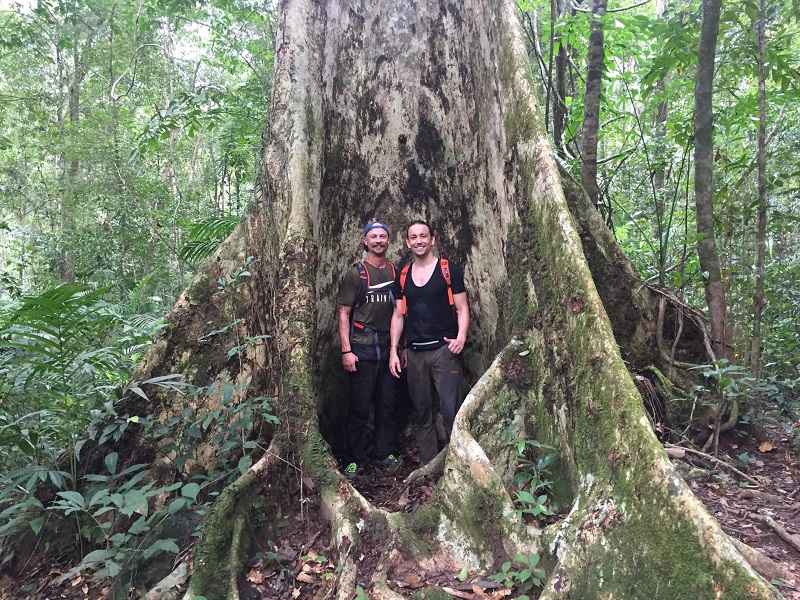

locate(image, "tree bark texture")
(694, 0), (731, 361)
(88, 0), (780, 597)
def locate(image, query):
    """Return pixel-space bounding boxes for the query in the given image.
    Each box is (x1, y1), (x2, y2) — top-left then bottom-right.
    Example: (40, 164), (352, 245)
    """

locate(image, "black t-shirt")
(394, 258), (466, 346)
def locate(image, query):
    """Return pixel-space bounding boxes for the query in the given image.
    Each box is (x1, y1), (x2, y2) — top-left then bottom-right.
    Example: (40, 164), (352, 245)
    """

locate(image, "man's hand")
(389, 347), (402, 378)
(342, 351), (359, 372)
(444, 336), (466, 354)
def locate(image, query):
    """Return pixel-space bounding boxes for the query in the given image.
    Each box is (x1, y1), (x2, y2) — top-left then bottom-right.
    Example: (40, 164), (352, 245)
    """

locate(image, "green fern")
(178, 216), (239, 263)
(0, 285), (120, 392)
(0, 284), (127, 467)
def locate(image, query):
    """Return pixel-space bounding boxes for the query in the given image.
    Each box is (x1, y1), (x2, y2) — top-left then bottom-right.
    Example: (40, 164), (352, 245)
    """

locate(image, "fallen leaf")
(302, 476), (315, 490)
(665, 447), (685, 458)
(403, 572), (422, 588)
(292, 587), (301, 598)
(71, 576), (83, 587)
(246, 570), (263, 584)
(296, 572), (315, 584)
(759, 441), (774, 453)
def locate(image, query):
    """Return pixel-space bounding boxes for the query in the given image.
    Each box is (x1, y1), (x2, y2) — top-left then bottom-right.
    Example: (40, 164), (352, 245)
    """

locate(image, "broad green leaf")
(237, 455), (252, 474)
(105, 452), (119, 475)
(141, 538), (180, 559)
(128, 516), (149, 535)
(181, 483), (201, 502)
(55, 491), (85, 507)
(29, 517), (44, 534)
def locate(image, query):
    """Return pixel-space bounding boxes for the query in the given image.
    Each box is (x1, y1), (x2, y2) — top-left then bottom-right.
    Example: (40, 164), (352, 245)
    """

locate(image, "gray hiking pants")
(406, 344), (464, 464)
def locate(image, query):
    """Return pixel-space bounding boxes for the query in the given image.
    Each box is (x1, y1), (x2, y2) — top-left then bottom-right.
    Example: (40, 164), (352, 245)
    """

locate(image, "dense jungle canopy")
(0, 0), (798, 599)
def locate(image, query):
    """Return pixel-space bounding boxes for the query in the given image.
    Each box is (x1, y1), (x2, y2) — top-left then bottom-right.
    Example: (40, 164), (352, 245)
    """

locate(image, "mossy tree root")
(438, 343), (543, 566)
(319, 486), (367, 600)
(182, 439), (285, 600)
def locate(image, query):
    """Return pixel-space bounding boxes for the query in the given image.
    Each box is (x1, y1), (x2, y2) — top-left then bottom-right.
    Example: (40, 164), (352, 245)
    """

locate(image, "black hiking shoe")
(373, 454), (400, 472)
(343, 462), (360, 479)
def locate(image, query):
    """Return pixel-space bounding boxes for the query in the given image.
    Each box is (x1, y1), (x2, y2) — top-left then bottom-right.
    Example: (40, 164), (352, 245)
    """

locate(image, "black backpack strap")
(351, 262), (369, 335)
(354, 261), (369, 312)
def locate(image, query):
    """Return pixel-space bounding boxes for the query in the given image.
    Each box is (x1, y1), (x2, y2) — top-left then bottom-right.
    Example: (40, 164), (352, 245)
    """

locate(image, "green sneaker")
(374, 454), (399, 471)
(343, 462), (359, 479)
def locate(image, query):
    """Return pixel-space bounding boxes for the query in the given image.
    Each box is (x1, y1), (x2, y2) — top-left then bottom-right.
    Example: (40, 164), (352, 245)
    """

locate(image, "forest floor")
(1, 421), (798, 600)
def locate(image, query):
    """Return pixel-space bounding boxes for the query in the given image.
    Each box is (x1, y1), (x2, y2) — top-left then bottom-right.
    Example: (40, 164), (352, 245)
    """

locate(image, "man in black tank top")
(337, 222), (400, 479)
(389, 220), (470, 465)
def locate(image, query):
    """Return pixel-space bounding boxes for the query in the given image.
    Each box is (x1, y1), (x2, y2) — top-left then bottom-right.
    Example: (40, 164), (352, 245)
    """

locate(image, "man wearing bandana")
(337, 222), (400, 478)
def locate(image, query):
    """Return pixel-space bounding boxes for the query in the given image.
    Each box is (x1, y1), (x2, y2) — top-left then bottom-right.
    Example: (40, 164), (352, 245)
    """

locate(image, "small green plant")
(488, 552), (545, 597)
(215, 255), (256, 292)
(355, 585), (370, 600)
(510, 438), (557, 521)
(50, 477), (184, 581)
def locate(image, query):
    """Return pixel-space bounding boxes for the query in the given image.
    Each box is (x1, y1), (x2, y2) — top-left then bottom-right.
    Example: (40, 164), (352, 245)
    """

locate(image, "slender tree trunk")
(652, 0), (667, 195)
(61, 41), (88, 283)
(750, 0), (767, 377)
(580, 0), (607, 206)
(549, 0), (570, 156)
(694, 0), (730, 361)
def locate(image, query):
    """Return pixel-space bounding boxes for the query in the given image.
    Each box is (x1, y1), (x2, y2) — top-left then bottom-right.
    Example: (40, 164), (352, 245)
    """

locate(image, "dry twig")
(747, 512), (800, 553)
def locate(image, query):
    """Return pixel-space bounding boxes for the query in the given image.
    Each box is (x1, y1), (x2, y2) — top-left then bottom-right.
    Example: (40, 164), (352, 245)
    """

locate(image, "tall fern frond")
(0, 284), (120, 397)
(178, 216), (239, 263)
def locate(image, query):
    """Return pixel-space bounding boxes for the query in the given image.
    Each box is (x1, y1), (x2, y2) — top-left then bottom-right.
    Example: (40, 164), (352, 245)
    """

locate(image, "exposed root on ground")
(748, 513), (800, 553)
(731, 538), (795, 584)
(395, 449), (446, 499)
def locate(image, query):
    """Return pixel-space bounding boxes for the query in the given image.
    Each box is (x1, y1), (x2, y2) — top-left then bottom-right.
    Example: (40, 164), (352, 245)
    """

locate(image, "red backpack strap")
(440, 258), (454, 306)
(400, 265), (410, 315)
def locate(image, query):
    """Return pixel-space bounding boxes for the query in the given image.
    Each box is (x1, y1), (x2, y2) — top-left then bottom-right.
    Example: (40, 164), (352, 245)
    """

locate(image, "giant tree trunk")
(44, 0), (780, 598)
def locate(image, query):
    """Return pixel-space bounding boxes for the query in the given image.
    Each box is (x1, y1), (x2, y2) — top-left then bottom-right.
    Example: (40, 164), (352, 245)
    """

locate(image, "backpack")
(399, 258), (454, 315)
(351, 261), (397, 334)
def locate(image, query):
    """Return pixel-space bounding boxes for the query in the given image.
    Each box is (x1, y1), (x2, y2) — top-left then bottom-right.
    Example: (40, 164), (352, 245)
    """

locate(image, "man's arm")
(338, 304), (358, 372)
(389, 300), (405, 378)
(444, 292), (469, 354)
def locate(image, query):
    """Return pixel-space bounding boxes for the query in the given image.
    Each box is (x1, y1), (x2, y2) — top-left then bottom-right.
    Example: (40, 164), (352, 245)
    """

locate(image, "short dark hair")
(405, 219), (434, 238)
